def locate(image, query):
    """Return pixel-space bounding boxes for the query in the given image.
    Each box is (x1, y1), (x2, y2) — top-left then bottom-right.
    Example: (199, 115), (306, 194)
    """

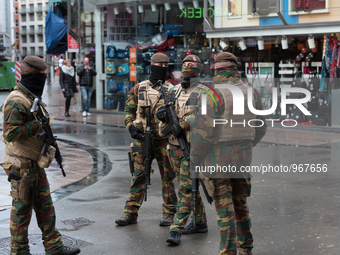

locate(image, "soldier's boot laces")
(159, 215), (174, 226)
(166, 231), (181, 245)
(55, 246), (80, 255)
(115, 214), (137, 226)
(182, 222), (208, 234)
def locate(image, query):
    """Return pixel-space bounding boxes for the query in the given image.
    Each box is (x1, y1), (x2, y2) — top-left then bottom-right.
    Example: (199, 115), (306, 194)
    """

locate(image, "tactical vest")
(2, 90), (46, 161)
(168, 84), (194, 146)
(133, 80), (173, 139)
(214, 81), (256, 143)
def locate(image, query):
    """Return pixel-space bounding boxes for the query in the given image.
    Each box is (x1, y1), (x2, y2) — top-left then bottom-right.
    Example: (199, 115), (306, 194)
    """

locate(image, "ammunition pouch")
(10, 172), (36, 200)
(37, 145), (56, 168)
(165, 144), (175, 172)
(199, 173), (232, 197)
(199, 172), (215, 197)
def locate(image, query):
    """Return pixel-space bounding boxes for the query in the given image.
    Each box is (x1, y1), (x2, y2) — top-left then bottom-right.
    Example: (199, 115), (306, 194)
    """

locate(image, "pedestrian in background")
(60, 59), (79, 117)
(58, 55), (64, 75)
(77, 57), (97, 117)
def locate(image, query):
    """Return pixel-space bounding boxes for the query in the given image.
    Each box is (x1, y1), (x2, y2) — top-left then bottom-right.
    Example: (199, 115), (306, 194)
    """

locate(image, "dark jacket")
(60, 69), (78, 98)
(77, 64), (97, 87)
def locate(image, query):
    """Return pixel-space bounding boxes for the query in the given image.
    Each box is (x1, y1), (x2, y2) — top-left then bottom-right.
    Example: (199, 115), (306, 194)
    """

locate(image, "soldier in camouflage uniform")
(156, 55), (208, 245)
(1, 56), (80, 255)
(190, 52), (267, 255)
(115, 53), (177, 226)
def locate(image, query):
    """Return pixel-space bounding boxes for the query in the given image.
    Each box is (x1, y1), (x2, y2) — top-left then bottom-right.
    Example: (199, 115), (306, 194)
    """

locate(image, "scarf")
(213, 65), (241, 84)
(62, 65), (74, 77)
(19, 72), (47, 98)
(149, 65), (168, 85)
(181, 66), (201, 89)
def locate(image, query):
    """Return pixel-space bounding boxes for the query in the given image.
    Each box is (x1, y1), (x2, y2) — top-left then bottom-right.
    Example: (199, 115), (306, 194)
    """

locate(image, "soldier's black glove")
(171, 122), (184, 138)
(156, 106), (169, 123)
(129, 125), (145, 141)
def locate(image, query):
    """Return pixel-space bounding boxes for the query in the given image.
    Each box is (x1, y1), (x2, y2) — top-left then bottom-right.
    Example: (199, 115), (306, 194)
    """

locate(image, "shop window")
(289, 0), (328, 14)
(248, 0), (278, 16)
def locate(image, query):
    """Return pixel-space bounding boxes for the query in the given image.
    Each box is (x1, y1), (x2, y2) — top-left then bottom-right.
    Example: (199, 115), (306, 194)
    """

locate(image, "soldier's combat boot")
(55, 246), (80, 255)
(115, 214), (137, 226)
(166, 231), (181, 245)
(182, 222), (208, 234)
(159, 215), (173, 226)
(238, 252), (253, 255)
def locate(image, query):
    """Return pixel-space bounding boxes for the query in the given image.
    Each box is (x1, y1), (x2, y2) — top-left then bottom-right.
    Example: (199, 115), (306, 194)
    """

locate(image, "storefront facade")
(75, 0), (340, 126)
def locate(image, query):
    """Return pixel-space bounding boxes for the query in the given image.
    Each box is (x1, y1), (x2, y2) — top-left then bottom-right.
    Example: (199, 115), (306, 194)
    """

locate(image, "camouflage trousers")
(2, 163), (63, 255)
(214, 178), (253, 255)
(124, 138), (177, 219)
(167, 145), (207, 233)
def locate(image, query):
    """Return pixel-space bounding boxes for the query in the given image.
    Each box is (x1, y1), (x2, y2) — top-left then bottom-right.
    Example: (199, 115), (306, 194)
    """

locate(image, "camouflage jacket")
(190, 82), (267, 166)
(2, 87), (41, 143)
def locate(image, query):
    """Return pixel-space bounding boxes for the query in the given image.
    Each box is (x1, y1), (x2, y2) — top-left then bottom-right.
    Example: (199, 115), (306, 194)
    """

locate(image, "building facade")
(19, 0), (49, 59)
(0, 0), (13, 60)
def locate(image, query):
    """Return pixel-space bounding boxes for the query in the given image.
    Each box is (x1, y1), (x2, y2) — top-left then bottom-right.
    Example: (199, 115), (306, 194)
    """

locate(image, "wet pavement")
(0, 82), (339, 254)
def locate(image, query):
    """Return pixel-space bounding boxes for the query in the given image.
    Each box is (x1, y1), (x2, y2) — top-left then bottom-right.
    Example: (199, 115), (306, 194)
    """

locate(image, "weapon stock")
(31, 98), (66, 177)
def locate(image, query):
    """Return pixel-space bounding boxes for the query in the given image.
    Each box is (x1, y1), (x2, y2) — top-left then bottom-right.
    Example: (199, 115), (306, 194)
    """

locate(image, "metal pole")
(95, 6), (103, 110)
(67, 0), (71, 60)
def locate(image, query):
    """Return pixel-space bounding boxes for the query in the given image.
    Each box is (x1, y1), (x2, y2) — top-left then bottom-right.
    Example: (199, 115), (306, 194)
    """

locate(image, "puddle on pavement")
(51, 139), (112, 202)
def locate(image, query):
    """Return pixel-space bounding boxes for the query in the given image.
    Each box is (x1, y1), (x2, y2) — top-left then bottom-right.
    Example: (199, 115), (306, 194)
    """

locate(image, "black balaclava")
(20, 72), (47, 98)
(149, 65), (168, 85)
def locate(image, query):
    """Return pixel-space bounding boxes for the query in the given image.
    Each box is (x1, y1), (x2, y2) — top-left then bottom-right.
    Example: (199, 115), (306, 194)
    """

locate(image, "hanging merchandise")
(106, 45), (116, 58)
(117, 63), (130, 76)
(264, 72), (274, 93)
(320, 56), (327, 92)
(330, 36), (339, 82)
(187, 45), (191, 55)
(106, 60), (116, 74)
(324, 36), (332, 73)
(107, 79), (118, 93)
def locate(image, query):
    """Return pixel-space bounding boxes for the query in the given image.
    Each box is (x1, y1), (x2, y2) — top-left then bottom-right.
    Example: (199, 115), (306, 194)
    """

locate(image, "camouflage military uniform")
(123, 81), (177, 220)
(1, 87), (63, 255)
(167, 84), (207, 234)
(190, 59), (267, 254)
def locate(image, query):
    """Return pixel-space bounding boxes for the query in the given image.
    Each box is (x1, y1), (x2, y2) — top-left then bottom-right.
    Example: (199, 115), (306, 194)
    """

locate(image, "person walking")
(0, 55), (80, 255)
(77, 57), (97, 117)
(115, 53), (178, 227)
(60, 59), (79, 117)
(191, 52), (267, 255)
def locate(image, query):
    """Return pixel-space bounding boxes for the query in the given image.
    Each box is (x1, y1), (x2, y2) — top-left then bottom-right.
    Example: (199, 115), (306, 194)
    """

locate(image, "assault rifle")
(158, 81), (190, 162)
(131, 105), (154, 201)
(31, 98), (66, 177)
